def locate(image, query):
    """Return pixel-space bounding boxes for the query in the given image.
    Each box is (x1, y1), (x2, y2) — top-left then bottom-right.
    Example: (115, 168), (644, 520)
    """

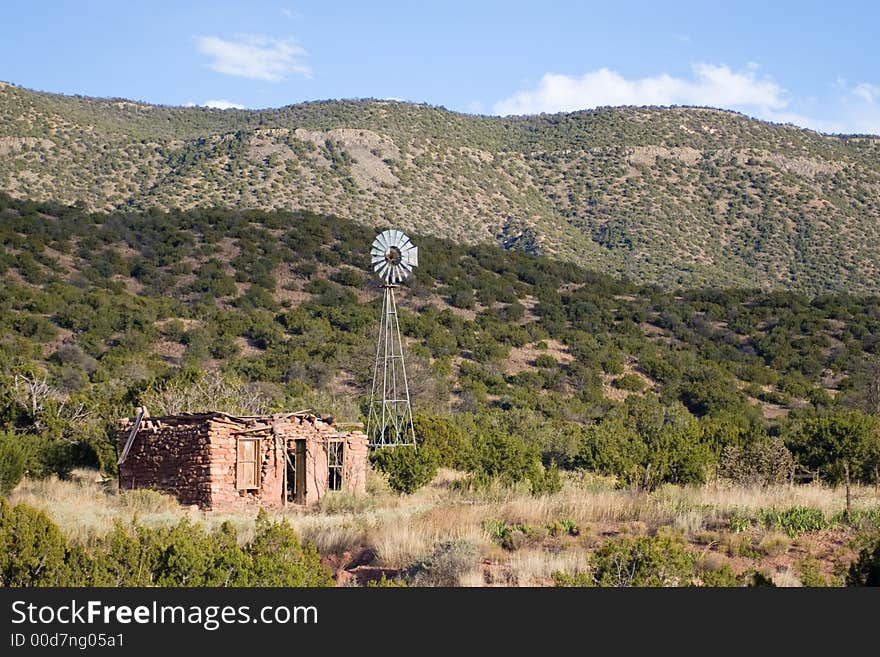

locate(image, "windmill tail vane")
(367, 229), (418, 447)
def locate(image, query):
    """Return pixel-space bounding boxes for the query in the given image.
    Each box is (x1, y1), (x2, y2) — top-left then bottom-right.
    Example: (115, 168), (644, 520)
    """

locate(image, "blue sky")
(1, 1), (878, 134)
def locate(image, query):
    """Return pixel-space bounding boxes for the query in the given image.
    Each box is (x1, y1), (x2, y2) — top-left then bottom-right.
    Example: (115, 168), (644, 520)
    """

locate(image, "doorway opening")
(286, 439), (306, 503)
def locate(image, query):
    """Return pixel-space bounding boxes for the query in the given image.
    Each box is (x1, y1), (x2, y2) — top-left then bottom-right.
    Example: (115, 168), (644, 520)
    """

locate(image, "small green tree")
(530, 460), (563, 495)
(370, 445), (439, 495)
(91, 521), (157, 586)
(575, 398), (712, 490)
(574, 417), (646, 486)
(0, 499), (71, 586)
(846, 536), (880, 586)
(0, 430), (27, 493)
(464, 429), (542, 487)
(413, 415), (469, 469)
(247, 510), (334, 586)
(590, 534), (697, 587)
(153, 519), (230, 586)
(554, 534), (697, 587)
(614, 373), (646, 392)
(788, 410), (880, 518)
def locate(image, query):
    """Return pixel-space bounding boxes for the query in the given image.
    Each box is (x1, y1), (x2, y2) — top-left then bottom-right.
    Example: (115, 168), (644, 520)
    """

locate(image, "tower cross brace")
(366, 282), (416, 446)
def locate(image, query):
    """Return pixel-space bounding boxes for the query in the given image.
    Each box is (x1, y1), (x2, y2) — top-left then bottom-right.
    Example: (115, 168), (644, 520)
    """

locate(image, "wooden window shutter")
(236, 437), (261, 490)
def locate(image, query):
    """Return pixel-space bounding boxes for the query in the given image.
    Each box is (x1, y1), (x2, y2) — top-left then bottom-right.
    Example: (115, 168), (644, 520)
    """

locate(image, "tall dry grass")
(6, 468), (878, 585)
(503, 548), (591, 586)
(6, 469), (201, 546)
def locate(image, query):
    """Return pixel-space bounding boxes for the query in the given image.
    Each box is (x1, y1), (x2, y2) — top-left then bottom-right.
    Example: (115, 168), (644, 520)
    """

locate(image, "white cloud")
(853, 83), (880, 105)
(493, 63), (785, 116)
(195, 34), (310, 82)
(841, 84), (880, 135)
(203, 100), (246, 110)
(751, 80), (880, 135)
(493, 64), (880, 136)
(759, 110), (847, 134)
(281, 8), (300, 19)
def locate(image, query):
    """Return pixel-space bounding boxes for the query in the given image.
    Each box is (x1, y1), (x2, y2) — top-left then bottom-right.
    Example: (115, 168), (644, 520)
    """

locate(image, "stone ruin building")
(117, 409), (369, 510)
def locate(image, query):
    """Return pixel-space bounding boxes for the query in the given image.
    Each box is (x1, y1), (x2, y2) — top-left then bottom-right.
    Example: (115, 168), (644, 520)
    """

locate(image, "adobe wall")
(302, 429), (327, 505)
(274, 417), (368, 503)
(204, 415), (287, 508)
(341, 432), (369, 495)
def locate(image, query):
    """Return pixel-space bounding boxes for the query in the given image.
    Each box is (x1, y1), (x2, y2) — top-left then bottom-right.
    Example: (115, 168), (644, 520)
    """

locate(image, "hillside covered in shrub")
(2, 82), (880, 293)
(1, 195), (880, 498)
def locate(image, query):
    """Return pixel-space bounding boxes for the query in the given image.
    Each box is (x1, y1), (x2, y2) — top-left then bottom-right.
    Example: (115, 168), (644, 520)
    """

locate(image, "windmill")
(366, 229), (418, 446)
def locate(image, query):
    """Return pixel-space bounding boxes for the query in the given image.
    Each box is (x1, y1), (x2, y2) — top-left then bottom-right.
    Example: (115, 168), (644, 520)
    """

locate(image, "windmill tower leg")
(367, 284), (416, 446)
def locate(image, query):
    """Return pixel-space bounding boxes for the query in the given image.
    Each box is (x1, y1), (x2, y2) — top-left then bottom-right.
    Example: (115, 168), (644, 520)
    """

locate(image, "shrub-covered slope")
(2, 195), (880, 490)
(2, 82), (880, 293)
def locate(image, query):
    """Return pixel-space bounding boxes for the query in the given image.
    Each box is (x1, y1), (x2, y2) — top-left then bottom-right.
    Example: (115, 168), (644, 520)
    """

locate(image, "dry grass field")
(8, 467), (880, 587)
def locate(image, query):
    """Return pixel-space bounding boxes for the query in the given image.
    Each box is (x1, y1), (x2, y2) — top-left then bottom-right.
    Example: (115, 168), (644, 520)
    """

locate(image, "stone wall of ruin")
(206, 415), (286, 508)
(281, 421), (369, 503)
(119, 413), (370, 510)
(343, 432), (369, 495)
(117, 416), (213, 507)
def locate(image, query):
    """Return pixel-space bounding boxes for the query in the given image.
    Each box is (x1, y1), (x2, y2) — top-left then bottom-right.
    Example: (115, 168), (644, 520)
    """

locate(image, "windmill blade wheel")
(371, 229), (418, 284)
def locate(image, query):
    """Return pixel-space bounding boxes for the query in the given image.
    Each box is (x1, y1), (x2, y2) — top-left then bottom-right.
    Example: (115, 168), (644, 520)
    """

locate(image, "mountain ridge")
(2, 82), (880, 294)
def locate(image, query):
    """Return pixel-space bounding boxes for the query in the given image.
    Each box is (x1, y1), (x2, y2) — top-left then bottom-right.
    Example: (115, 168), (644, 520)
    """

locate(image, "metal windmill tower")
(366, 229), (418, 446)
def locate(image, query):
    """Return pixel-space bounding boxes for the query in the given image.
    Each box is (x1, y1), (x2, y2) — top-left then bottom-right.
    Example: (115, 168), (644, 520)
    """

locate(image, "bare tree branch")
(140, 370), (270, 416)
